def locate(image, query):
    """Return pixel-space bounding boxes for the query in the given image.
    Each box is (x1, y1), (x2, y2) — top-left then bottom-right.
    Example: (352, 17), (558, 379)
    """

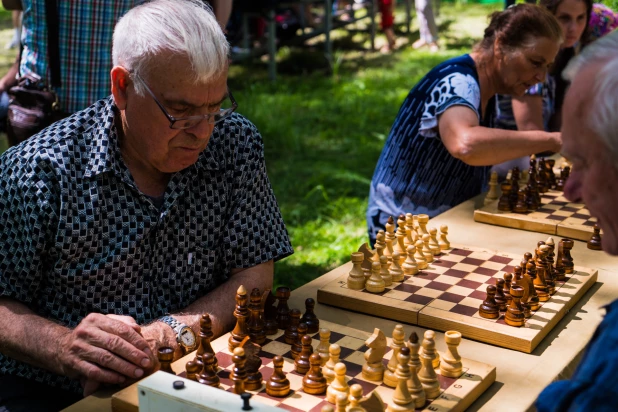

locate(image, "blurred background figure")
(4, 10), (20, 49)
(413, 0), (439, 52)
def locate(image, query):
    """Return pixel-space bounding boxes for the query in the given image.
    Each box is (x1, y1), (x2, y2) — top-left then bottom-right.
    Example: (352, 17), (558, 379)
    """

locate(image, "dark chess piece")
(528, 156), (541, 204)
(561, 238), (575, 274)
(248, 288), (266, 345)
(513, 189), (529, 214)
(522, 301), (532, 319)
(229, 285), (249, 352)
(241, 337), (263, 391)
(158, 347), (174, 374)
(555, 242), (567, 281)
(263, 289), (279, 336)
(479, 285), (499, 319)
(509, 171), (520, 209)
(525, 260), (540, 311)
(546, 159), (557, 188)
(525, 185), (539, 211)
(556, 166), (570, 191)
(534, 246), (550, 302)
(294, 335), (313, 375)
(544, 240), (556, 295)
(302, 353), (328, 395)
(301, 298), (320, 334)
(195, 313), (217, 370)
(197, 352), (220, 387)
(498, 182), (513, 211)
(587, 224), (603, 251)
(292, 322), (308, 360)
(512, 265), (530, 303)
(285, 309), (301, 344)
(230, 347), (248, 395)
(185, 357), (201, 381)
(503, 272), (513, 304)
(536, 159), (548, 193)
(505, 285), (526, 327)
(495, 278), (507, 312)
(266, 355), (290, 397)
(276, 286), (291, 330)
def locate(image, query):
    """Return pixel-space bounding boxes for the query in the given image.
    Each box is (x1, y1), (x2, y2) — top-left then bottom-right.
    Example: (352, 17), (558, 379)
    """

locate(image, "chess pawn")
(185, 356), (201, 381)
(505, 285), (526, 327)
(362, 328), (387, 382)
(347, 252), (366, 290)
(498, 182), (512, 211)
(373, 232), (386, 265)
(438, 225), (450, 250)
(414, 240), (428, 270)
(561, 238), (575, 274)
(390, 252), (405, 282)
(428, 228), (441, 256)
(347, 384), (366, 412)
(407, 362), (426, 409)
(266, 355), (290, 397)
(303, 353), (327, 395)
(157, 347), (174, 374)
(323, 343), (341, 384)
(555, 242), (566, 281)
(503, 273), (513, 304)
(247, 288), (266, 345)
(285, 308), (301, 344)
(525, 260), (541, 311)
(406, 331), (421, 373)
(275, 286), (291, 330)
(546, 159), (557, 188)
(230, 347), (248, 394)
(418, 330), (440, 399)
(327, 362), (350, 404)
(383, 324), (406, 388)
(335, 393), (349, 412)
(394, 231), (407, 258)
(525, 185), (539, 211)
(513, 189), (528, 213)
(229, 285), (249, 351)
(543, 240), (556, 296)
(588, 224), (602, 251)
(295, 334), (313, 375)
(479, 285), (499, 319)
(386, 347), (415, 412)
(380, 255), (393, 287)
(302, 297), (320, 334)
(494, 279), (507, 312)
(402, 245), (419, 276)
(440, 331), (463, 378)
(291, 323), (308, 360)
(197, 352), (220, 387)
(485, 171), (499, 205)
(317, 328), (331, 366)
(513, 265), (530, 304)
(417, 214), (430, 236)
(421, 234), (434, 263)
(366, 261), (386, 293)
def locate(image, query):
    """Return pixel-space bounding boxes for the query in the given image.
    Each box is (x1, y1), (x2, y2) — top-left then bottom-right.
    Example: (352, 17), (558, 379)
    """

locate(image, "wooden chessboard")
(317, 244), (598, 353)
(111, 320), (496, 412)
(474, 190), (597, 241)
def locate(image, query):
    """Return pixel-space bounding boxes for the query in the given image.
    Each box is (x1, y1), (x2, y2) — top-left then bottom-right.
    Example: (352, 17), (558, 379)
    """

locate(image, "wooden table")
(63, 194), (618, 412)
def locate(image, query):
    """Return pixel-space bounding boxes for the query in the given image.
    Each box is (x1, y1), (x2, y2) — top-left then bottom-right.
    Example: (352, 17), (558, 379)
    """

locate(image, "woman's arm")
(512, 95), (545, 131)
(438, 105), (561, 166)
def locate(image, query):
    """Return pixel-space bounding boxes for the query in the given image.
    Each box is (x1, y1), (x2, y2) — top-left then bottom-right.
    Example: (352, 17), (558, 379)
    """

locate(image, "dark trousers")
(0, 375), (82, 412)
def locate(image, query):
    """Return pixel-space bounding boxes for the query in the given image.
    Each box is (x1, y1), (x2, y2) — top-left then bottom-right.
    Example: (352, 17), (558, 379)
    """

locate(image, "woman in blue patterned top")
(367, 4), (563, 244)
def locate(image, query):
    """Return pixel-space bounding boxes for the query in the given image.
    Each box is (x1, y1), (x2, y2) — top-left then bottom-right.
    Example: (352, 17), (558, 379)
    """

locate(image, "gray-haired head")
(112, 0), (229, 96)
(563, 31), (618, 160)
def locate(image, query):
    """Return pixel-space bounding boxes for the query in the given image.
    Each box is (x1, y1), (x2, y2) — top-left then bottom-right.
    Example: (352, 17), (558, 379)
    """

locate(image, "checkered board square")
(474, 190), (597, 241)
(317, 244), (598, 353)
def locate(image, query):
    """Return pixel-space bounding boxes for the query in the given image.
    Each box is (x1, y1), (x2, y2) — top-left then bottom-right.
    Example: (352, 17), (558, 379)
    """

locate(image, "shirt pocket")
(179, 246), (218, 303)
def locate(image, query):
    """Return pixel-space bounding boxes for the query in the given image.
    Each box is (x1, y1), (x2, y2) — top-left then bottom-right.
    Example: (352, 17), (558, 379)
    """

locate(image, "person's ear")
(111, 66), (131, 110)
(493, 37), (505, 61)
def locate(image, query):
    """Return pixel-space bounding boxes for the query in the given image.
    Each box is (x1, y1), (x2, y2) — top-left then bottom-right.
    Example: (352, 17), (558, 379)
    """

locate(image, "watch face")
(179, 327), (196, 348)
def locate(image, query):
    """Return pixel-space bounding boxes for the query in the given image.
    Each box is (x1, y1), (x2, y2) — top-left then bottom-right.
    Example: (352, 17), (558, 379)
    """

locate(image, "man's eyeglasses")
(132, 72), (237, 130)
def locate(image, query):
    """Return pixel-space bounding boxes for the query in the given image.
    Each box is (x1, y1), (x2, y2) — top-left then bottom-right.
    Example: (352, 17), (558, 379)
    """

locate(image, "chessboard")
(474, 190), (597, 242)
(317, 244), (597, 353)
(111, 320), (496, 412)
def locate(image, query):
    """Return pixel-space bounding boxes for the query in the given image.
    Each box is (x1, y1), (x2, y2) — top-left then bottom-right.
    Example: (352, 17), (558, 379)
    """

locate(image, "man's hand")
(141, 321), (184, 364)
(57, 313), (153, 395)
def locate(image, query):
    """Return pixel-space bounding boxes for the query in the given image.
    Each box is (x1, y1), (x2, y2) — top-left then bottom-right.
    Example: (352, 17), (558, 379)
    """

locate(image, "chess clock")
(158, 316), (197, 352)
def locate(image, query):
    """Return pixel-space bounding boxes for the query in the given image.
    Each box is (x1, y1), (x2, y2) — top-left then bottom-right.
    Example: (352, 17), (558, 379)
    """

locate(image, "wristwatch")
(158, 316), (197, 352)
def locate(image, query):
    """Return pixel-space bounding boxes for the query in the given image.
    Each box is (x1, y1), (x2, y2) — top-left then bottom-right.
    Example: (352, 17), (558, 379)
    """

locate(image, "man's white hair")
(112, 0), (229, 96)
(563, 31), (618, 159)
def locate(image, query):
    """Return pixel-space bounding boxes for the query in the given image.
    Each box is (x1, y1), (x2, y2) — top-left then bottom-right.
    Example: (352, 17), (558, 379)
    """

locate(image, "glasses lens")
(172, 118), (203, 130)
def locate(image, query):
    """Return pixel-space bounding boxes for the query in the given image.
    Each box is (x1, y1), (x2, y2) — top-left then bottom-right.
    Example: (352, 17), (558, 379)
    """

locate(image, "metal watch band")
(158, 315), (184, 333)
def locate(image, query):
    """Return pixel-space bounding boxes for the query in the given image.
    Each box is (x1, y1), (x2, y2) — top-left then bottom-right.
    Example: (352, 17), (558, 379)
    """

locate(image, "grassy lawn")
(0, 1), (614, 291)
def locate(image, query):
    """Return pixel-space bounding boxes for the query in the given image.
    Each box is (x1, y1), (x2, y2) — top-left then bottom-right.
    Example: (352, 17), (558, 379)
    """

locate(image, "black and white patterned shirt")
(0, 97), (293, 392)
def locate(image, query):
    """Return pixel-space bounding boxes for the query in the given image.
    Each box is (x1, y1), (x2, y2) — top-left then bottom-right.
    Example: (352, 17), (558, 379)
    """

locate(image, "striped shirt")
(494, 77), (556, 131)
(367, 54), (492, 241)
(20, 1), (139, 114)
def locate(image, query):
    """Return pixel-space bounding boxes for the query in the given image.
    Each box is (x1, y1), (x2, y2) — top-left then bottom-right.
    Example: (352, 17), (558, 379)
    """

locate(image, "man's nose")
(563, 171), (583, 203)
(187, 119), (215, 140)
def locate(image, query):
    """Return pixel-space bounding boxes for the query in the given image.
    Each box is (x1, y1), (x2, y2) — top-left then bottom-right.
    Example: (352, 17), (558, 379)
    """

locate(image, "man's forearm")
(0, 297), (70, 375)
(170, 261), (274, 339)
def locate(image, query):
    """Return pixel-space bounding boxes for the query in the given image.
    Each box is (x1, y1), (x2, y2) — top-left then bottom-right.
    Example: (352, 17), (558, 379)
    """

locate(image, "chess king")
(535, 31), (618, 411)
(0, 0), (293, 409)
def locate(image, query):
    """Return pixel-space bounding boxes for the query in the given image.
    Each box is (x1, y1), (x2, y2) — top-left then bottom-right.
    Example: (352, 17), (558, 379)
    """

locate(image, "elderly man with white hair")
(0, 1), (293, 410)
(536, 30), (618, 411)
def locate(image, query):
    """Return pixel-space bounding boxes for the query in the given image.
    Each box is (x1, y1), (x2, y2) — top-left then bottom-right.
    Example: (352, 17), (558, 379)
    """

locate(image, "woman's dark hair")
(540, 0), (594, 45)
(476, 4), (563, 53)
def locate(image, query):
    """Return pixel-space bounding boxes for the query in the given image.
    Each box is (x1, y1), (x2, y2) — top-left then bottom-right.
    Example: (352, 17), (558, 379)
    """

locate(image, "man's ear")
(111, 66), (131, 110)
